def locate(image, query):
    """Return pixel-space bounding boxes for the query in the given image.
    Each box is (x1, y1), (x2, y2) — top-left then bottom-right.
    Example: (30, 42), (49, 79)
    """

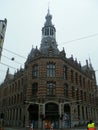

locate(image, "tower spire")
(40, 9), (59, 55)
(48, 1), (50, 15)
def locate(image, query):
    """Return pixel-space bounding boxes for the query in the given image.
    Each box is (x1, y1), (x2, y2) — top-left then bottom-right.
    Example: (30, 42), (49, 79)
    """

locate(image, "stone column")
(59, 103), (61, 128)
(14, 108), (16, 126)
(60, 103), (64, 129)
(71, 104), (74, 127)
(25, 105), (29, 127)
(80, 105), (83, 123)
(43, 104), (45, 130)
(17, 108), (19, 126)
(71, 104), (78, 126)
(39, 104), (45, 129)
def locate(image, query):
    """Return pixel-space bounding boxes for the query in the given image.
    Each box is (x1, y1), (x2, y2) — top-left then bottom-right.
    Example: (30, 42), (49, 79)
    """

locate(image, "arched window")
(64, 83), (68, 97)
(50, 28), (53, 35)
(64, 65), (67, 80)
(80, 90), (83, 101)
(45, 28), (49, 35)
(32, 64), (38, 78)
(79, 75), (82, 86)
(72, 86), (75, 98)
(47, 81), (56, 96)
(75, 72), (78, 84)
(83, 77), (85, 88)
(71, 70), (74, 83)
(84, 92), (87, 101)
(76, 88), (79, 100)
(47, 63), (55, 77)
(17, 94), (19, 103)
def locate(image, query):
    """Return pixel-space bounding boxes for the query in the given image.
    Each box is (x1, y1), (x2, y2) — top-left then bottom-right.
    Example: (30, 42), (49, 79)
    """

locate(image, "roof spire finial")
(88, 54), (92, 67)
(48, 1), (50, 15)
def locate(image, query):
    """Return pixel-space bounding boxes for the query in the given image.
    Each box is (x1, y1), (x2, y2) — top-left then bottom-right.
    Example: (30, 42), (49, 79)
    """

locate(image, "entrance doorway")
(28, 104), (39, 128)
(45, 103), (59, 128)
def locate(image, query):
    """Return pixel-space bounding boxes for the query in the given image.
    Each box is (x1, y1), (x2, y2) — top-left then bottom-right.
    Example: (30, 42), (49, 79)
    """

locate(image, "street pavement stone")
(4, 126), (98, 130)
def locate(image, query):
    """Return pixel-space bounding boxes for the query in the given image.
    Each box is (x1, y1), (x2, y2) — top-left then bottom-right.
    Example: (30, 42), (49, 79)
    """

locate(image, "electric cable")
(2, 55), (23, 65)
(3, 48), (26, 59)
(1, 33), (98, 73)
(61, 33), (98, 44)
(0, 62), (17, 70)
(2, 33), (98, 59)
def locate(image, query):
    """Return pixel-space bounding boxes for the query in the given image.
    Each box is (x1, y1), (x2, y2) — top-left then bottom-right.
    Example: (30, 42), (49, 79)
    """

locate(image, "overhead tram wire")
(0, 62), (17, 70)
(61, 33), (98, 44)
(3, 33), (98, 57)
(2, 55), (23, 65)
(0, 48), (26, 74)
(3, 48), (26, 59)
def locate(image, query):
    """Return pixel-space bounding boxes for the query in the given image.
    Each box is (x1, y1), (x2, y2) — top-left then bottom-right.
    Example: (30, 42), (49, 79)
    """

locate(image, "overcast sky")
(0, 0), (98, 84)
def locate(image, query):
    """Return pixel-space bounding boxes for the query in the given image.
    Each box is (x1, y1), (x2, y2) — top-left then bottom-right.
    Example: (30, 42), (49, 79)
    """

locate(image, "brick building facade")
(0, 10), (98, 128)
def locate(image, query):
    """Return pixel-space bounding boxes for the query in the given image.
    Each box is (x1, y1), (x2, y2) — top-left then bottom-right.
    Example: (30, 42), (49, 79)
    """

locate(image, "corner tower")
(40, 9), (59, 55)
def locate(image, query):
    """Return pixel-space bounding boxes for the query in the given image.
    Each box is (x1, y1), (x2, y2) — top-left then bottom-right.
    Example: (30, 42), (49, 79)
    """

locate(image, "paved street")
(4, 127), (98, 130)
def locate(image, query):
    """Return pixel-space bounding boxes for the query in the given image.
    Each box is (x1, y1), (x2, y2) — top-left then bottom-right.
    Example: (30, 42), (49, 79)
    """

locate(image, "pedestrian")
(50, 122), (54, 130)
(30, 122), (33, 130)
(87, 120), (96, 130)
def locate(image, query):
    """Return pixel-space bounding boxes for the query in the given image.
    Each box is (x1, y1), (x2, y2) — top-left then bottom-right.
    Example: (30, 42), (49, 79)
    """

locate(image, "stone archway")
(28, 104), (39, 128)
(45, 102), (59, 128)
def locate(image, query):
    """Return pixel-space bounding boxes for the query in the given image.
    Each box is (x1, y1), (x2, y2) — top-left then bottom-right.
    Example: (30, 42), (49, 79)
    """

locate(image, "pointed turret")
(4, 68), (13, 82)
(88, 57), (94, 71)
(44, 8), (52, 26)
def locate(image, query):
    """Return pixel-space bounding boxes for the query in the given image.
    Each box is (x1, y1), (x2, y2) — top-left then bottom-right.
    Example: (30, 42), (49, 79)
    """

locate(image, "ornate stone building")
(0, 18), (7, 60)
(0, 10), (98, 128)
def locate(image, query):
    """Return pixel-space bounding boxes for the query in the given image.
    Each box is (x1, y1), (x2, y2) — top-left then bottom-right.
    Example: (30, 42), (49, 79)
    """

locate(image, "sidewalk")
(4, 127), (89, 130)
(4, 124), (98, 130)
